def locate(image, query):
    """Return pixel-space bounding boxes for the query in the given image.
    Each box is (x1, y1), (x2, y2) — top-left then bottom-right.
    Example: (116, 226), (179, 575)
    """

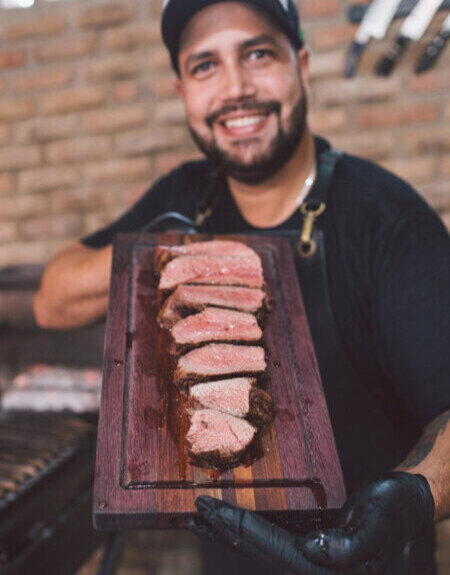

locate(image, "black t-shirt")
(83, 138), (450, 493)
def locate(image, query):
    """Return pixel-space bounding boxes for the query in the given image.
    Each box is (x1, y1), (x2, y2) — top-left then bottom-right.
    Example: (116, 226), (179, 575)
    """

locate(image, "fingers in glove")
(194, 496), (336, 575)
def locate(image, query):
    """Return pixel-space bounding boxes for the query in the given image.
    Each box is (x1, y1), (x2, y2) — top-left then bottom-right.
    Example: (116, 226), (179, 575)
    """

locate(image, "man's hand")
(189, 472), (434, 574)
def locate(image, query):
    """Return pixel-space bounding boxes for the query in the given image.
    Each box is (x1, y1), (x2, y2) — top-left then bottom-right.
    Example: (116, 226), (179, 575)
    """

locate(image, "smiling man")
(33, 1), (450, 574)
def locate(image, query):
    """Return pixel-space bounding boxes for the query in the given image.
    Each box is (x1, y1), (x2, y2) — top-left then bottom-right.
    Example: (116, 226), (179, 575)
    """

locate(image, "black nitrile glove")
(189, 472), (435, 574)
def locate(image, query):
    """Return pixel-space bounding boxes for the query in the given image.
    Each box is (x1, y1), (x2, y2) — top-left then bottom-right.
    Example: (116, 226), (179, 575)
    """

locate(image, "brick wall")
(0, 0), (449, 266)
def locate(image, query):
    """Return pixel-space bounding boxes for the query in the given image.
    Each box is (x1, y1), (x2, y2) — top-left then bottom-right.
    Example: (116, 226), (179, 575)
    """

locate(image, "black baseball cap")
(162, 0), (304, 73)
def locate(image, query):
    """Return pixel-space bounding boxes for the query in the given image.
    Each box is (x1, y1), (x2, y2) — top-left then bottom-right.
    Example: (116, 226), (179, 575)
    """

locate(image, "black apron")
(145, 149), (435, 575)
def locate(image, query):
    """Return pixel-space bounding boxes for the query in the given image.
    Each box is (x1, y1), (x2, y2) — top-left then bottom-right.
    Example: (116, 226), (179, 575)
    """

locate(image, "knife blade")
(376, 0), (444, 75)
(345, 0), (403, 77)
(348, 0), (450, 24)
(415, 13), (450, 72)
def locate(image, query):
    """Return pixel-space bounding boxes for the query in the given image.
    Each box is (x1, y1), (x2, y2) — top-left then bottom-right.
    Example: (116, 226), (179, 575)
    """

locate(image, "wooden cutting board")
(93, 233), (346, 530)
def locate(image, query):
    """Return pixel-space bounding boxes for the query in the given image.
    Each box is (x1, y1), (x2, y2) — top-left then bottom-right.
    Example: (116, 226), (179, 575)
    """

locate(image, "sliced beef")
(186, 409), (256, 468)
(158, 285), (266, 329)
(171, 307), (262, 352)
(154, 240), (258, 274)
(189, 378), (274, 427)
(174, 343), (266, 388)
(158, 255), (264, 291)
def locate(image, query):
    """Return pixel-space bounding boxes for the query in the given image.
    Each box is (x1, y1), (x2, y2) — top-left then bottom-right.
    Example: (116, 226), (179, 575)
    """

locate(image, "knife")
(348, 0), (450, 24)
(345, 0), (403, 77)
(376, 0), (445, 76)
(415, 13), (450, 72)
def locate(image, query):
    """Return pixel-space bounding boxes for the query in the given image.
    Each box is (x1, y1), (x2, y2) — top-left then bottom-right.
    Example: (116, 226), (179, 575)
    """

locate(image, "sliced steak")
(171, 307), (262, 352)
(158, 285), (266, 329)
(154, 240), (258, 274)
(186, 409), (256, 468)
(174, 343), (266, 388)
(158, 255), (263, 291)
(189, 378), (274, 427)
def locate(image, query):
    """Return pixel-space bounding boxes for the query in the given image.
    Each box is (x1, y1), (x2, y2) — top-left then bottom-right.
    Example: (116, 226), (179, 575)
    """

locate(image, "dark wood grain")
(93, 233), (346, 530)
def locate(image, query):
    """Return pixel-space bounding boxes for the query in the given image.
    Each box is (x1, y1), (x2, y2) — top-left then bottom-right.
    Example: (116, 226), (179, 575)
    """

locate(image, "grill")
(0, 265), (106, 575)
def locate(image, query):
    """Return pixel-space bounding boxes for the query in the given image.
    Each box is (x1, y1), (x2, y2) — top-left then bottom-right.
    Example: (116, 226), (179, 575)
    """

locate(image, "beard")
(188, 87), (308, 185)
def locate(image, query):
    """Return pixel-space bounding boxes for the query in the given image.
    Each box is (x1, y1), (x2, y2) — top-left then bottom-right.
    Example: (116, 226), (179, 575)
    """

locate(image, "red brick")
(309, 108), (347, 134)
(409, 69), (450, 94)
(21, 214), (81, 240)
(313, 75), (399, 107)
(440, 156), (450, 178)
(0, 126), (10, 146)
(4, 15), (66, 42)
(0, 241), (51, 266)
(148, 0), (162, 18)
(381, 157), (436, 184)
(104, 21), (161, 51)
(83, 105), (149, 135)
(418, 181), (450, 212)
(45, 137), (112, 164)
(115, 127), (185, 156)
(114, 81), (139, 103)
(0, 174), (14, 195)
(19, 166), (79, 193)
(0, 194), (49, 220)
(404, 126), (450, 155)
(83, 212), (116, 234)
(148, 47), (172, 73)
(40, 88), (105, 115)
(50, 188), (89, 213)
(0, 99), (34, 123)
(83, 54), (143, 82)
(155, 151), (202, 177)
(16, 116), (77, 144)
(122, 182), (150, 205)
(152, 75), (176, 98)
(311, 24), (357, 51)
(309, 50), (345, 80)
(78, 3), (136, 29)
(0, 221), (17, 243)
(0, 49), (26, 70)
(301, 0), (340, 18)
(12, 68), (73, 94)
(155, 100), (186, 124)
(0, 145), (41, 171)
(330, 132), (395, 161)
(359, 103), (439, 128)
(85, 158), (151, 184)
(34, 36), (97, 63)
(445, 101), (450, 121)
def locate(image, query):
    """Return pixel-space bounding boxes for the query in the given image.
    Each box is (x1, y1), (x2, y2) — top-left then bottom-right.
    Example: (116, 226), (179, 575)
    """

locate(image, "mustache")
(206, 100), (281, 128)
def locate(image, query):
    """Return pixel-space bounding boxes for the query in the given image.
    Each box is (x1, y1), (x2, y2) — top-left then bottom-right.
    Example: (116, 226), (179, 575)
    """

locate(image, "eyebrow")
(184, 34), (280, 72)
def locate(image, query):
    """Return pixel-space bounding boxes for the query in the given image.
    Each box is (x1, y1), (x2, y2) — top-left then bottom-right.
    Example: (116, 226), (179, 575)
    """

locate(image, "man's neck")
(227, 129), (315, 229)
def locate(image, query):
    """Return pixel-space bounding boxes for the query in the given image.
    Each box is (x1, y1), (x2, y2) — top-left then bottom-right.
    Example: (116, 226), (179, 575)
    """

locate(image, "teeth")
(224, 115), (265, 129)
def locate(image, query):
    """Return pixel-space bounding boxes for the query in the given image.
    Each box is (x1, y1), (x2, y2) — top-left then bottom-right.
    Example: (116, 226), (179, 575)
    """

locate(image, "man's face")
(175, 2), (310, 184)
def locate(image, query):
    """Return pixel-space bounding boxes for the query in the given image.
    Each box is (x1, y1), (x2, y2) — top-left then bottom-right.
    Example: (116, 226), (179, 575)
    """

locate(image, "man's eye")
(249, 49), (272, 61)
(192, 61), (213, 75)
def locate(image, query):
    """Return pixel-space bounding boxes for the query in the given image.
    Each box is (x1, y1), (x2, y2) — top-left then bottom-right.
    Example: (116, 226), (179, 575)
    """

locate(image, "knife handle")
(376, 35), (411, 76)
(344, 41), (366, 78)
(415, 30), (449, 73)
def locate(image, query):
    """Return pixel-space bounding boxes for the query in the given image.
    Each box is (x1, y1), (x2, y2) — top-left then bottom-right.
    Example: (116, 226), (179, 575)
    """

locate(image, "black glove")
(189, 472), (434, 574)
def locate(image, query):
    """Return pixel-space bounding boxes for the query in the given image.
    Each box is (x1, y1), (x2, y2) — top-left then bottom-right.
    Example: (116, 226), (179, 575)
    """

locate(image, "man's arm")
(33, 242), (112, 329)
(396, 408), (450, 521)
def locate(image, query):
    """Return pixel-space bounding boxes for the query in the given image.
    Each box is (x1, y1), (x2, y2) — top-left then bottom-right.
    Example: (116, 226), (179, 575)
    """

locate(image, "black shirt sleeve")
(371, 210), (450, 426)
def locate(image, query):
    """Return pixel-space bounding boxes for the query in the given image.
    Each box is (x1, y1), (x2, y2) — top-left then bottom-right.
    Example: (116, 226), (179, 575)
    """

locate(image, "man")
(34, 1), (449, 573)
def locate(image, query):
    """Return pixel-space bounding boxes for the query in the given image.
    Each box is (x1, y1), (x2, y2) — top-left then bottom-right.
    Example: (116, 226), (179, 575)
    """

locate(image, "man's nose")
(220, 64), (255, 101)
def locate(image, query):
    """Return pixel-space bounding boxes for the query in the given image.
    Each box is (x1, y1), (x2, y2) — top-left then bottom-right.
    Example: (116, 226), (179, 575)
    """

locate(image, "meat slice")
(158, 285), (266, 329)
(189, 378), (274, 427)
(171, 307), (262, 352)
(154, 240), (258, 274)
(158, 255), (263, 291)
(186, 409), (256, 468)
(174, 343), (266, 388)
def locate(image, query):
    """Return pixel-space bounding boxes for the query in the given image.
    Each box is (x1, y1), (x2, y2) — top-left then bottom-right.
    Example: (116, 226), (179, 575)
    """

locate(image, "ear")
(296, 46), (311, 93)
(174, 76), (185, 98)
